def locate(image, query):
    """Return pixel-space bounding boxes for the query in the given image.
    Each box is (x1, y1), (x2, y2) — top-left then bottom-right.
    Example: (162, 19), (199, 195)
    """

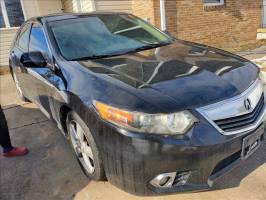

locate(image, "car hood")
(78, 40), (259, 109)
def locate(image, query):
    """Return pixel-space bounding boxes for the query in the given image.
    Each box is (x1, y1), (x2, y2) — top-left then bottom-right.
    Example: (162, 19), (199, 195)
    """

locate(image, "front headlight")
(93, 101), (197, 135)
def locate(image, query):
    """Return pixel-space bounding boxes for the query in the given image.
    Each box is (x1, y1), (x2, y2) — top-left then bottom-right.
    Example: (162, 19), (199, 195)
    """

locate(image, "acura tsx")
(9, 12), (265, 195)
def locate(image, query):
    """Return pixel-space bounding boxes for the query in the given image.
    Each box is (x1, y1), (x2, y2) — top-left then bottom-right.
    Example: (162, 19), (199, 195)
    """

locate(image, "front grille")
(214, 94), (264, 132)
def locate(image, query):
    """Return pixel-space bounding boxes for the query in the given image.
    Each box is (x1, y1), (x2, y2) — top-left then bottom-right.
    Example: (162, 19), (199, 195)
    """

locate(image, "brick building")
(132, 0), (263, 48)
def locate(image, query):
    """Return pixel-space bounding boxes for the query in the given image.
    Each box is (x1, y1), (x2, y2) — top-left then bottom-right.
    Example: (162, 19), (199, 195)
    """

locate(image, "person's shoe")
(3, 147), (28, 157)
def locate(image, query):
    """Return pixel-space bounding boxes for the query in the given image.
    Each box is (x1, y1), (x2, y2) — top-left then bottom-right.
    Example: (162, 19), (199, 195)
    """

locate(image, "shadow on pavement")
(0, 104), (90, 200)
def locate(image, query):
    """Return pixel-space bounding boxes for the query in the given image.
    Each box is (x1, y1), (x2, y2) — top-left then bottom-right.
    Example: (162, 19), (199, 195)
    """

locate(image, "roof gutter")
(160, 0), (166, 31)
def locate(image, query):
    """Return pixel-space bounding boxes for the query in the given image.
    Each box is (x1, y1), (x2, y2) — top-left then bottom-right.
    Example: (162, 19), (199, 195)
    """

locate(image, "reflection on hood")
(79, 41), (257, 91)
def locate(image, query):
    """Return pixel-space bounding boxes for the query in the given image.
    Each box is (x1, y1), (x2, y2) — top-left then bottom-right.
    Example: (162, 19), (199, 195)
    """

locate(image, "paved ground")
(0, 70), (266, 200)
(0, 74), (88, 200)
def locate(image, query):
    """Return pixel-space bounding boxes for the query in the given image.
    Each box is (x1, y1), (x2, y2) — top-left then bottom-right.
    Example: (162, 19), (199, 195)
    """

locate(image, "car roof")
(31, 11), (130, 24)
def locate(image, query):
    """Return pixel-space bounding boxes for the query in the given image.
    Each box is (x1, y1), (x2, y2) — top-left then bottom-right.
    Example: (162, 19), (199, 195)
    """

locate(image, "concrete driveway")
(0, 73), (266, 200)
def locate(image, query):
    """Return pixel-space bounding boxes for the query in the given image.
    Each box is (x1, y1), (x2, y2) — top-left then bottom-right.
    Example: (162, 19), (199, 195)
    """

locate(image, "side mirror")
(21, 51), (47, 68)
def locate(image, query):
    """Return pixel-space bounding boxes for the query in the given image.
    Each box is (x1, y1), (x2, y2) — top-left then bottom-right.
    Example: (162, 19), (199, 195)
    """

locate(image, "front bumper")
(91, 110), (265, 195)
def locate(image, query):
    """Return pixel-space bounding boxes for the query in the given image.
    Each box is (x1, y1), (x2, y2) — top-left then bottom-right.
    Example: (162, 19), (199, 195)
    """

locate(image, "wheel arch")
(59, 104), (72, 134)
(59, 97), (101, 143)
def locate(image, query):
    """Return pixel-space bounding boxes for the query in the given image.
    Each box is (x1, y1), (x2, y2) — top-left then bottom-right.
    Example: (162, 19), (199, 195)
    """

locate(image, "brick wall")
(132, 0), (263, 49)
(132, 0), (156, 24)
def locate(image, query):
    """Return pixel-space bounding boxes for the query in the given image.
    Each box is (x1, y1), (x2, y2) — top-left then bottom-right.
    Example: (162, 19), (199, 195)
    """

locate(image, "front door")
(13, 23), (33, 99)
(26, 23), (54, 117)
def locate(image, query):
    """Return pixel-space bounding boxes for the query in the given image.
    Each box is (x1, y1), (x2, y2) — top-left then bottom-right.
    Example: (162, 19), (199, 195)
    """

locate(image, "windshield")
(49, 14), (171, 60)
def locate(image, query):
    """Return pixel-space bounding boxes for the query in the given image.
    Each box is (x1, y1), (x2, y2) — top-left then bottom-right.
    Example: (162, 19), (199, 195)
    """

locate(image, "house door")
(263, 0), (266, 27)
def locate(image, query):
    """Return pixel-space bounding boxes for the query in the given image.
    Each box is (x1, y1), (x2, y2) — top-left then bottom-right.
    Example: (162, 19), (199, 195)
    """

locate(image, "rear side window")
(17, 23), (31, 51)
(29, 25), (50, 56)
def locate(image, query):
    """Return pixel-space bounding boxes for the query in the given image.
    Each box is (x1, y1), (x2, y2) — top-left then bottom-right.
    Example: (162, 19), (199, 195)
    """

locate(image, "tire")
(12, 71), (30, 102)
(66, 111), (105, 180)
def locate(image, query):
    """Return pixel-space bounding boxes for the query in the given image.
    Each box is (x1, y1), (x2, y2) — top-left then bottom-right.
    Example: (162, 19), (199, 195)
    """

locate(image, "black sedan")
(9, 12), (265, 195)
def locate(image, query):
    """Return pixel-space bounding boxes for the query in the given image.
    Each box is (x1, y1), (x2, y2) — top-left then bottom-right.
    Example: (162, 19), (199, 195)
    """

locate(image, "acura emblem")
(244, 98), (252, 111)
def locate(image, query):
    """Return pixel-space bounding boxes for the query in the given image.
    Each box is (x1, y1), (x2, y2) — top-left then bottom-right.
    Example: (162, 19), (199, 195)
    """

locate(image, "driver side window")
(29, 24), (50, 61)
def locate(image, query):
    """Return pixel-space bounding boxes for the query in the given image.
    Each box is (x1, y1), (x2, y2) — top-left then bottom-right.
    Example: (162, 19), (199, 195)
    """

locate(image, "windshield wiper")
(70, 54), (118, 61)
(125, 42), (171, 54)
(70, 42), (171, 61)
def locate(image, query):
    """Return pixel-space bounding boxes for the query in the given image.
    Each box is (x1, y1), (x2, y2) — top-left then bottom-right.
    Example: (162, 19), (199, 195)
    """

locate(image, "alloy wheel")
(69, 120), (95, 174)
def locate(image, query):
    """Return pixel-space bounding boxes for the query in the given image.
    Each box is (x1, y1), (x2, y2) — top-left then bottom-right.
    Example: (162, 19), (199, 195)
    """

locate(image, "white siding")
(80, 0), (95, 12)
(37, 0), (62, 15)
(21, 0), (39, 19)
(0, 28), (18, 67)
(62, 0), (132, 13)
(95, 0), (132, 13)
(22, 0), (62, 19)
(62, 0), (94, 12)
(62, 0), (75, 12)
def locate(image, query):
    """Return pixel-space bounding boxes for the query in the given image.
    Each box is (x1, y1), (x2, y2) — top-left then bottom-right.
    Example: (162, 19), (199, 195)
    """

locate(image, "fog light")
(173, 171), (191, 186)
(158, 176), (171, 186)
(150, 172), (176, 188)
(150, 171), (192, 188)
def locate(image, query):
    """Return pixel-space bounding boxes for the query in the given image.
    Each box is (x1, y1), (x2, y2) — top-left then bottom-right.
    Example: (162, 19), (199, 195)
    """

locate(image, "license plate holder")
(241, 126), (264, 160)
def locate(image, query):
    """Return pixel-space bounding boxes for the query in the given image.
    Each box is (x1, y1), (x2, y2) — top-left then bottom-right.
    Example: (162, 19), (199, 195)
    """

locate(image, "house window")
(203, 0), (225, 6)
(0, 0), (25, 28)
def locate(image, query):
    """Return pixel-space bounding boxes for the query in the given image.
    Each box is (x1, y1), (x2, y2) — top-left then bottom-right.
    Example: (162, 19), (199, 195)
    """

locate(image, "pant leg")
(0, 105), (12, 149)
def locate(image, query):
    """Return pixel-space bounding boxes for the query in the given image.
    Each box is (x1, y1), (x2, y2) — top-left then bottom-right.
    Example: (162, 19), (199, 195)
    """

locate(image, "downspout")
(160, 0), (166, 31)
